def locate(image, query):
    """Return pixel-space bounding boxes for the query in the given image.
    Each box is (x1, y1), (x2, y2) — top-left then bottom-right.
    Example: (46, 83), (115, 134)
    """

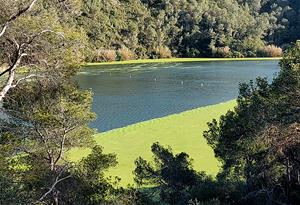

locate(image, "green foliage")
(134, 142), (200, 186)
(134, 143), (216, 205)
(0, 78), (97, 203)
(0, 0), (119, 204)
(76, 0), (299, 61)
(204, 42), (300, 204)
(0, 0), (299, 204)
(0, 0), (88, 72)
(0, 175), (25, 205)
(56, 146), (119, 205)
(0, 0), (297, 65)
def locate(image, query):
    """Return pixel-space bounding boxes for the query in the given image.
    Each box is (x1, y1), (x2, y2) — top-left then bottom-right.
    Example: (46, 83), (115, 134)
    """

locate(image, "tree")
(0, 0), (38, 38)
(0, 1), (123, 204)
(54, 146), (119, 205)
(0, 0), (39, 101)
(1, 78), (96, 203)
(0, 0), (87, 102)
(204, 41), (300, 204)
(76, 0), (286, 60)
(134, 142), (211, 205)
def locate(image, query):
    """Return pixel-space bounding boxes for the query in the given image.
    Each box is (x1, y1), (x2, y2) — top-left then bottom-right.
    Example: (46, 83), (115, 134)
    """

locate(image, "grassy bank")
(69, 100), (236, 187)
(85, 57), (281, 66)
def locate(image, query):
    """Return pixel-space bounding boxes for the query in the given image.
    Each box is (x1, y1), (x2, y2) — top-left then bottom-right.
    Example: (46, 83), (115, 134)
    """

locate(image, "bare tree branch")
(54, 133), (67, 166)
(11, 74), (44, 88)
(36, 167), (71, 204)
(0, 52), (26, 78)
(0, 0), (39, 38)
(0, 53), (27, 102)
(0, 29), (64, 102)
(35, 127), (54, 165)
(0, 30), (64, 78)
(36, 176), (71, 203)
(27, 29), (65, 45)
(0, 23), (8, 38)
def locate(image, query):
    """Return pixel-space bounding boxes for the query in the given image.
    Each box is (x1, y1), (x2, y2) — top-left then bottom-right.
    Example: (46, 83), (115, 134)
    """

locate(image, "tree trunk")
(0, 54), (25, 102)
(50, 156), (55, 171)
(53, 190), (59, 205)
(0, 70), (16, 102)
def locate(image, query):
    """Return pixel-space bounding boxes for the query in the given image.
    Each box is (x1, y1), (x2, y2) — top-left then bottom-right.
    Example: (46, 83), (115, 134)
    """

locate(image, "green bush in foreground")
(203, 42), (300, 204)
(133, 143), (221, 205)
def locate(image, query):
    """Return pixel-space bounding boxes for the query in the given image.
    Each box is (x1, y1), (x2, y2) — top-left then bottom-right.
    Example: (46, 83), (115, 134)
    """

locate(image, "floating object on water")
(201, 83), (204, 87)
(154, 78), (157, 82)
(181, 81), (184, 85)
(130, 74), (132, 78)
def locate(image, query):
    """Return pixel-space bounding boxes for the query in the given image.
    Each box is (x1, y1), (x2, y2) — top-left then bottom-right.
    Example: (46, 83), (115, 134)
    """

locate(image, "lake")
(77, 60), (280, 131)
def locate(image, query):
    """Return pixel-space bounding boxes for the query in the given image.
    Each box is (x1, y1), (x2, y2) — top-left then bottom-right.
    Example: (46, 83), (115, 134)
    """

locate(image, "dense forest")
(79, 0), (299, 60)
(1, 0), (298, 62)
(0, 0), (299, 205)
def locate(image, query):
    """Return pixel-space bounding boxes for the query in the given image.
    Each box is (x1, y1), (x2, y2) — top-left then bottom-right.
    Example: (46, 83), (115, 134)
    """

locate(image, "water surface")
(77, 61), (279, 131)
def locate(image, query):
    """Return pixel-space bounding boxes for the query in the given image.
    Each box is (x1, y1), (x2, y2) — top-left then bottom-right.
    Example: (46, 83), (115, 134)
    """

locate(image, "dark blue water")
(77, 61), (280, 131)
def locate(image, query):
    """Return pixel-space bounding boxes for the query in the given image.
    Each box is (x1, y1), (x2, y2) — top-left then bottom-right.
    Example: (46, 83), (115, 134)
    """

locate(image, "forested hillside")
(0, 0), (299, 204)
(78, 0), (300, 61)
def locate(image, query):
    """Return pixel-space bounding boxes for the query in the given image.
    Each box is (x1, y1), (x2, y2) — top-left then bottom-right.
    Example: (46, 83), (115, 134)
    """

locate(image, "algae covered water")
(77, 60), (280, 131)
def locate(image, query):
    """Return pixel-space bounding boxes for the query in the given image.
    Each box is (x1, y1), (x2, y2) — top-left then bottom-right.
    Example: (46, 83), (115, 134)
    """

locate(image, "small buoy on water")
(181, 81), (184, 85)
(154, 78), (157, 82)
(201, 83), (204, 87)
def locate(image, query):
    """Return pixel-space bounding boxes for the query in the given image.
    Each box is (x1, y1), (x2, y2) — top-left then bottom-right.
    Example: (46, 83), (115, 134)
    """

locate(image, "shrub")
(238, 38), (265, 54)
(154, 46), (172, 58)
(245, 50), (256, 57)
(231, 51), (244, 58)
(186, 48), (202, 58)
(212, 46), (231, 58)
(258, 45), (283, 57)
(117, 47), (136, 61)
(93, 49), (117, 62)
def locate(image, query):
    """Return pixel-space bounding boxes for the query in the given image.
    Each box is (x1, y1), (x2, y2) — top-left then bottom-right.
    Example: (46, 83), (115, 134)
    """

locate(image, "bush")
(212, 46), (231, 58)
(184, 48), (202, 58)
(257, 45), (283, 57)
(231, 51), (244, 58)
(245, 50), (256, 57)
(117, 47), (136, 61)
(93, 49), (117, 62)
(154, 46), (172, 58)
(237, 38), (265, 55)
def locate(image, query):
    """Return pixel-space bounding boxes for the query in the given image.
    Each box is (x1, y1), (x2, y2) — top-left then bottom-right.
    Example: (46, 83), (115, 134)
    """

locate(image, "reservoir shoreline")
(84, 57), (281, 67)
